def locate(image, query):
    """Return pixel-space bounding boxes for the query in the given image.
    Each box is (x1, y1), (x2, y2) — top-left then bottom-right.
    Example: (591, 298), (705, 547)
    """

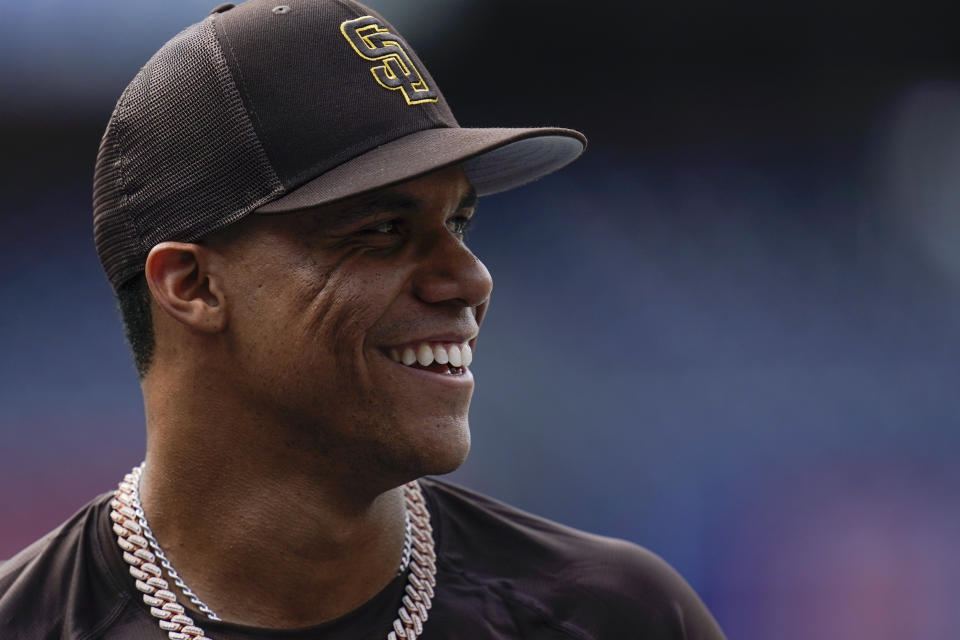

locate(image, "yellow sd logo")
(340, 16), (439, 106)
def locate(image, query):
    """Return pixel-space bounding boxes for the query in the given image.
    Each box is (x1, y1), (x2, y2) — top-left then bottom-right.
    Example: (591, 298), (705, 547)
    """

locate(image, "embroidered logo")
(340, 15), (439, 106)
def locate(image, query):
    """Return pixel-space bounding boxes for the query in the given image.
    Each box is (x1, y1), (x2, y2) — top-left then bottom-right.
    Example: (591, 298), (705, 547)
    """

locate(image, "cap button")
(209, 3), (235, 14)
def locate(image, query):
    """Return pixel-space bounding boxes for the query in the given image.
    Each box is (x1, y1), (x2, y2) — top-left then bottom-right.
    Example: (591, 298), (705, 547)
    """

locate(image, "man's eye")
(367, 220), (399, 235)
(448, 216), (473, 236)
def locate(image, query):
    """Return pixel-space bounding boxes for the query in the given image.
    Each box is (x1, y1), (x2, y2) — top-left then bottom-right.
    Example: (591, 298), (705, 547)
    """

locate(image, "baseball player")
(0, 1), (726, 638)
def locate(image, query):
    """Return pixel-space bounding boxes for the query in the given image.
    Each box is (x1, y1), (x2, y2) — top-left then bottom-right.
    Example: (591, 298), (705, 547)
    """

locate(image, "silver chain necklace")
(110, 463), (437, 640)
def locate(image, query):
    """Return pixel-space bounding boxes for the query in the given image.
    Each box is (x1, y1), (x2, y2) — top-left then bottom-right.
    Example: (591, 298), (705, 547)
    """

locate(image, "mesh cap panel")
(93, 17), (282, 289)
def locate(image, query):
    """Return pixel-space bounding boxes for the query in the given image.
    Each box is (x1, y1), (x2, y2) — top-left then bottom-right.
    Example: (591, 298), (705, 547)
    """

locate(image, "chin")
(425, 433), (471, 476)
(398, 414), (472, 479)
(422, 418), (472, 476)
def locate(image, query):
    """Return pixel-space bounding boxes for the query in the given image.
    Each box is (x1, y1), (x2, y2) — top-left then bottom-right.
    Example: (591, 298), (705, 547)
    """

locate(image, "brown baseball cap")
(93, 0), (586, 291)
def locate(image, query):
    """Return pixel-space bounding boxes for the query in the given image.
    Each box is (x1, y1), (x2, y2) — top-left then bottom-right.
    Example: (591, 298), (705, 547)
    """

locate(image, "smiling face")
(207, 166), (491, 486)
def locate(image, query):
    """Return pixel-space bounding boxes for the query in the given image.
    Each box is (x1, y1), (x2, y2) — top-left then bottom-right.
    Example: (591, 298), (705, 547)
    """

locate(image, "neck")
(138, 387), (409, 628)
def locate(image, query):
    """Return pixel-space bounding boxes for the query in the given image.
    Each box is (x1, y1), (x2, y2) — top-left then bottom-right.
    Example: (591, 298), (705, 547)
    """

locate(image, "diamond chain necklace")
(110, 463), (437, 640)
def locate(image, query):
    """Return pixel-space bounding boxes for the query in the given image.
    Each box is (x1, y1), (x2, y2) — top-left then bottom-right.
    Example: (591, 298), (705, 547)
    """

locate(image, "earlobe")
(145, 242), (227, 333)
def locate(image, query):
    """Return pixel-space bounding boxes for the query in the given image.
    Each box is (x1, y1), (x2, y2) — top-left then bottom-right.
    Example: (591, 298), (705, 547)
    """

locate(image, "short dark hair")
(115, 274), (155, 379)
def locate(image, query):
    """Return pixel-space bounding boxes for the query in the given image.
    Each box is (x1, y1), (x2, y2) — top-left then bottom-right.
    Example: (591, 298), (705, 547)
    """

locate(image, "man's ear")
(144, 242), (227, 333)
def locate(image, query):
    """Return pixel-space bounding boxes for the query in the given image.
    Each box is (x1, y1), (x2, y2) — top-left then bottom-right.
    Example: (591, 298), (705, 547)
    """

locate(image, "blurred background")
(2, 0), (960, 637)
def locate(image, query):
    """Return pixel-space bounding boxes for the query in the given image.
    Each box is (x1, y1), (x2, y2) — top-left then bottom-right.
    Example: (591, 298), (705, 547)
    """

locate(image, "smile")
(386, 341), (473, 375)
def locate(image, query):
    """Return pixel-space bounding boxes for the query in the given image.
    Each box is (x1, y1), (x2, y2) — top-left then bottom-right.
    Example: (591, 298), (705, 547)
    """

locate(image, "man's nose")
(412, 232), (493, 309)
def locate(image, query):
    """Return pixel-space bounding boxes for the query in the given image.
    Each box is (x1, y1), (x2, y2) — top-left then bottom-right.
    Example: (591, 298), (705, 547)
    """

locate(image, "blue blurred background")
(3, 1), (960, 637)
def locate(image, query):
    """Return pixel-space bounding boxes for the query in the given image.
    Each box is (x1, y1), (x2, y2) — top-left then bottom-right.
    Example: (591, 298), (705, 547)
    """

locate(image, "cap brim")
(256, 126), (586, 214)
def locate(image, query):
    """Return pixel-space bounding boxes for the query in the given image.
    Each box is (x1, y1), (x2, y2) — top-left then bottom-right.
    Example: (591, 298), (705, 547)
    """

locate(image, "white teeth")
(416, 343), (434, 366)
(448, 345), (462, 368)
(392, 342), (472, 369)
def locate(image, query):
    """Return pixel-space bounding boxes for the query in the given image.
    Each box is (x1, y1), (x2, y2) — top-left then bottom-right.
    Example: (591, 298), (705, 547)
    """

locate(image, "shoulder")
(421, 478), (726, 639)
(0, 493), (134, 639)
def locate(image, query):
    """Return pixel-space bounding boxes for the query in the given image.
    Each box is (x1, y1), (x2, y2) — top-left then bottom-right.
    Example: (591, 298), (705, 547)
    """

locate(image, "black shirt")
(0, 478), (726, 639)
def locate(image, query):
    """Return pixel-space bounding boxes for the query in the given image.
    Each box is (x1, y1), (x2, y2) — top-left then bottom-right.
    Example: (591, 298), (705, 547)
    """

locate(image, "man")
(0, 1), (726, 638)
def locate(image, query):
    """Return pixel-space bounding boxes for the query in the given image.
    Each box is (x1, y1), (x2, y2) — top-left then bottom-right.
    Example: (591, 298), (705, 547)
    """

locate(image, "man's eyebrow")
(458, 186), (478, 212)
(312, 185), (479, 229)
(319, 191), (420, 228)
